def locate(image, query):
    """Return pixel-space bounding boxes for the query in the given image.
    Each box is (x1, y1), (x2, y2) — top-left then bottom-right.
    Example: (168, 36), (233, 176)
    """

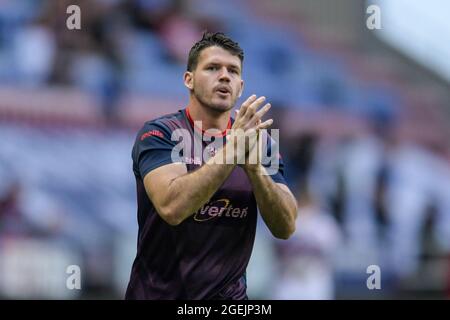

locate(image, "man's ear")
(238, 79), (244, 98)
(184, 71), (194, 90)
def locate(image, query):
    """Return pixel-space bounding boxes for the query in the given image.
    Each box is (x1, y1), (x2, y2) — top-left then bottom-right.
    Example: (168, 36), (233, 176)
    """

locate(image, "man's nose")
(218, 67), (231, 82)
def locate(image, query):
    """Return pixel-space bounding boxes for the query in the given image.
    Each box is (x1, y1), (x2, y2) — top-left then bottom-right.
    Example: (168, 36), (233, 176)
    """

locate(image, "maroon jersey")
(125, 108), (286, 300)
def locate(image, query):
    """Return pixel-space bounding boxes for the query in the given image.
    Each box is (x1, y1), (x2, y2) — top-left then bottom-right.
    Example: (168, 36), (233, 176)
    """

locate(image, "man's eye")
(207, 66), (218, 71)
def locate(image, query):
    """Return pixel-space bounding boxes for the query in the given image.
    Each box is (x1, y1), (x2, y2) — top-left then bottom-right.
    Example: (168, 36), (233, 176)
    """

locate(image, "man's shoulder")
(141, 110), (187, 133)
(132, 110), (189, 151)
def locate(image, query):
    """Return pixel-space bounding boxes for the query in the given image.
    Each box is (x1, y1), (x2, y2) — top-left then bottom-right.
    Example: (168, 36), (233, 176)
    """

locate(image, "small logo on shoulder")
(141, 130), (164, 141)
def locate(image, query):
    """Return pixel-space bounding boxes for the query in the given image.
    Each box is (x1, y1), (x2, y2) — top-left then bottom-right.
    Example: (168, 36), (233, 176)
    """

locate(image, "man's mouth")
(215, 87), (231, 97)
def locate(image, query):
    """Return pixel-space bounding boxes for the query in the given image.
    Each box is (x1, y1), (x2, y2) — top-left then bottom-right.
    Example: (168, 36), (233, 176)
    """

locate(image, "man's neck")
(187, 100), (231, 132)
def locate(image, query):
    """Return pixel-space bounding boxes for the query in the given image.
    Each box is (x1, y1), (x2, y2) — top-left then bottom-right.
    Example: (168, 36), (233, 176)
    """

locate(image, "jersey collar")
(185, 107), (232, 138)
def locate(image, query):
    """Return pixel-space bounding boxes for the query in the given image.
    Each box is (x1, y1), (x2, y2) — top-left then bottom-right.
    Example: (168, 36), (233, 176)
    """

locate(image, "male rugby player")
(126, 32), (297, 299)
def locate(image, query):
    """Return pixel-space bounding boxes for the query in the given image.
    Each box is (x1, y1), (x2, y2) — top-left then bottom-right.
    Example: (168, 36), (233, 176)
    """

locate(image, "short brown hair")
(187, 31), (244, 72)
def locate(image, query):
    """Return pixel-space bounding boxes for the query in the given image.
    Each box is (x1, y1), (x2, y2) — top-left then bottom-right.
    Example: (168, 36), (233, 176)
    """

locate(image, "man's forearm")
(245, 165), (297, 239)
(164, 144), (236, 225)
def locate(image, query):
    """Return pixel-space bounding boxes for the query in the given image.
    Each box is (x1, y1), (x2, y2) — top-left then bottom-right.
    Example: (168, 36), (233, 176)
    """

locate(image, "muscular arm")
(244, 165), (297, 239)
(143, 143), (236, 226)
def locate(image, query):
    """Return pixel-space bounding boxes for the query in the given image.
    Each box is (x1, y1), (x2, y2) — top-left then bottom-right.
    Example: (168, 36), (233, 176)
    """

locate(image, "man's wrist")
(243, 164), (263, 175)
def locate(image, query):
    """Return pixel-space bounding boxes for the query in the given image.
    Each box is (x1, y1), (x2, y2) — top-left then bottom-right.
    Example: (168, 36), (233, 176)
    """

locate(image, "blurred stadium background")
(1, 0), (450, 299)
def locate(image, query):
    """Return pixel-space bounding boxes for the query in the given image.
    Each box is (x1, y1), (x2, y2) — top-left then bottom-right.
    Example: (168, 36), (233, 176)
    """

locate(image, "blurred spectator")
(272, 187), (342, 300)
(0, 179), (67, 240)
(12, 18), (55, 86)
(0, 181), (28, 237)
(385, 143), (450, 278)
(339, 132), (384, 253)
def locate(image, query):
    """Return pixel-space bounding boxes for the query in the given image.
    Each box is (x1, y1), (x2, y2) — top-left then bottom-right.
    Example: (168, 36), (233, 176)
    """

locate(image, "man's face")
(185, 46), (244, 113)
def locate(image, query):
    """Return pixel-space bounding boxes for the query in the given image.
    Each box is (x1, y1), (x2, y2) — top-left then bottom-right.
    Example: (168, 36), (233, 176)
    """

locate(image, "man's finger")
(239, 94), (257, 116)
(250, 103), (271, 123)
(243, 96), (266, 121)
(257, 118), (273, 130)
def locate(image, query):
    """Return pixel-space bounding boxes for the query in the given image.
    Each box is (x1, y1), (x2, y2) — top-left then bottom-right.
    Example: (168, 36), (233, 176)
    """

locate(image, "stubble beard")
(193, 87), (236, 115)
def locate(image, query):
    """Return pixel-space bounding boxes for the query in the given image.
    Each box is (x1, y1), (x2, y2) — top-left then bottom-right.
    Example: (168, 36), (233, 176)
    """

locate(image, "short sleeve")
(261, 132), (287, 185)
(132, 122), (178, 179)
